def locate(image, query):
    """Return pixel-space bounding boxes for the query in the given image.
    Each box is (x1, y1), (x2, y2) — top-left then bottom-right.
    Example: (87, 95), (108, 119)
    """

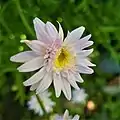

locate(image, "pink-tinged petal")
(62, 77), (71, 100)
(67, 72), (80, 90)
(10, 51), (37, 63)
(33, 17), (45, 28)
(17, 57), (44, 72)
(64, 26), (85, 44)
(76, 48), (93, 57)
(76, 58), (96, 67)
(45, 21), (58, 40)
(73, 34), (92, 50)
(36, 72), (52, 94)
(66, 34), (92, 50)
(69, 26), (85, 40)
(76, 65), (94, 74)
(53, 72), (62, 97)
(23, 67), (45, 86)
(72, 115), (80, 120)
(80, 34), (91, 42)
(33, 17), (45, 38)
(33, 17), (51, 44)
(57, 21), (64, 41)
(53, 38), (62, 49)
(30, 40), (47, 47)
(80, 41), (93, 49)
(23, 40), (46, 55)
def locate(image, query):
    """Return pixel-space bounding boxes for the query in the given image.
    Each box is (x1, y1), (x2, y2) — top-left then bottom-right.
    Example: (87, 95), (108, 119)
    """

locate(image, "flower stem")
(35, 94), (47, 115)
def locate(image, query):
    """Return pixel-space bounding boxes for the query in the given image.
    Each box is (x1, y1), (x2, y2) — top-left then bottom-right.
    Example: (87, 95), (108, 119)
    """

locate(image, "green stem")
(35, 94), (50, 119)
(14, 0), (34, 36)
(35, 94), (47, 115)
(0, 18), (12, 34)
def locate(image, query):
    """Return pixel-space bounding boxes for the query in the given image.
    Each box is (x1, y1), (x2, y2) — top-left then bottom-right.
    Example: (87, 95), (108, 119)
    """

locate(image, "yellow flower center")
(53, 47), (75, 71)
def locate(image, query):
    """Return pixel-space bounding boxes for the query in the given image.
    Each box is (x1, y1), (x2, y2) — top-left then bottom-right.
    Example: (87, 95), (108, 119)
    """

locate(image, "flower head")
(10, 17), (95, 100)
(72, 88), (88, 104)
(54, 110), (79, 120)
(28, 90), (55, 116)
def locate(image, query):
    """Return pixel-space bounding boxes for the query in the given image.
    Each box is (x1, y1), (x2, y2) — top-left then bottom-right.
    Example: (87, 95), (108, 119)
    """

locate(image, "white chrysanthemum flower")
(10, 17), (95, 100)
(54, 110), (79, 120)
(28, 90), (55, 116)
(72, 88), (88, 104)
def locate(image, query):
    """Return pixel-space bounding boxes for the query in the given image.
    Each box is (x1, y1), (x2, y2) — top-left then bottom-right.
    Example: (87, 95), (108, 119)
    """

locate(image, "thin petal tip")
(92, 63), (96, 67)
(23, 81), (28, 86)
(67, 96), (71, 101)
(90, 48), (94, 53)
(17, 67), (24, 72)
(76, 87), (80, 90)
(56, 95), (60, 98)
(20, 40), (25, 43)
(20, 40), (30, 43)
(78, 26), (85, 32)
(80, 80), (84, 83)
(81, 26), (85, 29)
(10, 56), (18, 62)
(10, 56), (14, 62)
(55, 92), (61, 98)
(33, 17), (39, 23)
(88, 34), (92, 37)
(90, 69), (94, 74)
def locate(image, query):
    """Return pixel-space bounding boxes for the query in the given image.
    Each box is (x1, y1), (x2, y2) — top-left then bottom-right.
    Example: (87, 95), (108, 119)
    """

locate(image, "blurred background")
(0, 0), (120, 120)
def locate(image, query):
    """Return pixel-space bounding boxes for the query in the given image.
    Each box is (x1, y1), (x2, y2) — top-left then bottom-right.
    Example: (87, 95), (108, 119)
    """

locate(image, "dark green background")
(0, 0), (120, 120)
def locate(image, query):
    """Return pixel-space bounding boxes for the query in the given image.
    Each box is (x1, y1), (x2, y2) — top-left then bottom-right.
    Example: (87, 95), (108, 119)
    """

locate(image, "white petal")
(61, 71), (68, 78)
(33, 17), (45, 38)
(72, 115), (80, 120)
(17, 57), (44, 72)
(76, 58), (96, 67)
(67, 72), (80, 90)
(75, 40), (93, 51)
(57, 21), (64, 41)
(33, 17), (45, 28)
(30, 82), (40, 91)
(66, 34), (92, 51)
(74, 73), (84, 83)
(23, 40), (46, 55)
(76, 48), (93, 57)
(75, 34), (92, 50)
(70, 26), (85, 39)
(23, 67), (45, 86)
(36, 72), (52, 94)
(10, 51), (37, 63)
(45, 21), (58, 39)
(62, 77), (71, 100)
(67, 31), (70, 35)
(33, 17), (51, 43)
(80, 34), (91, 42)
(76, 65), (94, 74)
(53, 72), (62, 97)
(63, 110), (69, 119)
(80, 41), (93, 49)
(64, 26), (85, 44)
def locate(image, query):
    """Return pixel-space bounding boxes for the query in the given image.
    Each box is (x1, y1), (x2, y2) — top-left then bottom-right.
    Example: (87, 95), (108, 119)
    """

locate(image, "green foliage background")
(0, 0), (120, 120)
